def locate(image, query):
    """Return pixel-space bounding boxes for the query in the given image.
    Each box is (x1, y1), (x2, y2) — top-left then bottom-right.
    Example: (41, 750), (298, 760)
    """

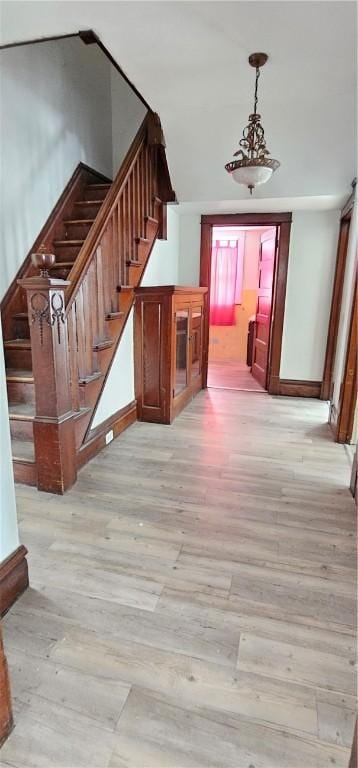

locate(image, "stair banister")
(65, 114), (149, 311)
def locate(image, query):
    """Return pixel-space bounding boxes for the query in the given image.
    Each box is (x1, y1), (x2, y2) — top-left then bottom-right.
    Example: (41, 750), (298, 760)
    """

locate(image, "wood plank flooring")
(1, 389), (356, 768)
(207, 360), (265, 391)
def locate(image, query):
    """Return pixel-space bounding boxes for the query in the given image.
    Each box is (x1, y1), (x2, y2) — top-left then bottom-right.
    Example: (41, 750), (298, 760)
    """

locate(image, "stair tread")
(135, 237), (150, 244)
(54, 239), (85, 246)
(93, 339), (113, 351)
(13, 312), (28, 320)
(74, 200), (103, 206)
(8, 402), (35, 419)
(6, 369), (34, 382)
(11, 438), (35, 462)
(64, 219), (95, 225)
(4, 338), (31, 349)
(106, 311), (125, 320)
(126, 260), (143, 267)
(79, 371), (104, 385)
(86, 183), (111, 189)
(145, 215), (159, 224)
(50, 262), (75, 268)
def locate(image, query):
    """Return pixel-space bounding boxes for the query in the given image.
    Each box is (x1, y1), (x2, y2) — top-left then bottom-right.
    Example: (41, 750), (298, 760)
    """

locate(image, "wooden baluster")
(75, 288), (86, 382)
(127, 176), (133, 264)
(82, 272), (94, 375)
(118, 195), (125, 287)
(67, 304), (80, 412)
(95, 246), (106, 339)
(147, 145), (153, 217)
(142, 145), (148, 224)
(19, 251), (77, 493)
(132, 166), (137, 250)
(136, 156), (142, 241)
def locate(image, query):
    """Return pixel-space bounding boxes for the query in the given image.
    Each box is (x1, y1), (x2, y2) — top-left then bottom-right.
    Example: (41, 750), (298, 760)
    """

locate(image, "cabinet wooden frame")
(200, 212), (292, 393)
(134, 286), (207, 424)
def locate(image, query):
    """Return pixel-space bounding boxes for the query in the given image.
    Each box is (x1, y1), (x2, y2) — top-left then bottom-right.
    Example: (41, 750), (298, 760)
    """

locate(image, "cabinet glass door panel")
(175, 309), (189, 395)
(190, 306), (202, 380)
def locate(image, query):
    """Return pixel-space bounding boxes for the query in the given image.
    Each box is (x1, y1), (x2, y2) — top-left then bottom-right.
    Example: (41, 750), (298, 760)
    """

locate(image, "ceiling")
(1, 1), (356, 209)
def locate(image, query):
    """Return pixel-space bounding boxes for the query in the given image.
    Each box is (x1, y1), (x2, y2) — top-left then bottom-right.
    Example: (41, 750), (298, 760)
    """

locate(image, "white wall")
(0, 37), (113, 298)
(0, 319), (19, 562)
(91, 207), (180, 428)
(280, 210), (340, 380)
(177, 209), (340, 381)
(178, 214), (201, 285)
(111, 68), (147, 175)
(331, 196), (357, 410)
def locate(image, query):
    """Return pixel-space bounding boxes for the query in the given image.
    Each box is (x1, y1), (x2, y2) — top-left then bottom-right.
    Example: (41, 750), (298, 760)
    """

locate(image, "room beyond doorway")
(200, 212), (292, 396)
(207, 224), (276, 393)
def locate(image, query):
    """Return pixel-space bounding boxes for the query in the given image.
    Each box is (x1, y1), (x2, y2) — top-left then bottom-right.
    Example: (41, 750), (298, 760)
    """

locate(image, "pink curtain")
(210, 240), (243, 326)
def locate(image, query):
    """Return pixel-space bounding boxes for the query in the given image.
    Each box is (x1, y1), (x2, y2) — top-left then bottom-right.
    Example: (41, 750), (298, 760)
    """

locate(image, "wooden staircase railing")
(16, 111), (175, 492)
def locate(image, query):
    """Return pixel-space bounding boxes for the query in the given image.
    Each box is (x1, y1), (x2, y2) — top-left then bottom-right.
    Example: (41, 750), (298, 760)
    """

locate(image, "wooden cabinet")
(134, 285), (207, 423)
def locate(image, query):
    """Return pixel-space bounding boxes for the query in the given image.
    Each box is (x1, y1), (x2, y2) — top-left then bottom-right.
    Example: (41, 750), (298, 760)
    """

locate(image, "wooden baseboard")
(0, 545), (29, 617)
(276, 379), (321, 398)
(77, 400), (137, 469)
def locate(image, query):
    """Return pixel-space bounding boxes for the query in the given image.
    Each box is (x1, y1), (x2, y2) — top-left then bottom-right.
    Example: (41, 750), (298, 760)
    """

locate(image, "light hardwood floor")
(208, 360), (265, 391)
(1, 389), (357, 768)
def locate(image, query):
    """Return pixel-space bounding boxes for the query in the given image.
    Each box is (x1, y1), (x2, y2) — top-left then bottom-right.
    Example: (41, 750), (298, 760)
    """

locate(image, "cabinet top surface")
(135, 285), (208, 295)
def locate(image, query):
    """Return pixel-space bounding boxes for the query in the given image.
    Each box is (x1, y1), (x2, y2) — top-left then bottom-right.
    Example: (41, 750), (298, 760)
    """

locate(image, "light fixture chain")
(254, 66), (260, 115)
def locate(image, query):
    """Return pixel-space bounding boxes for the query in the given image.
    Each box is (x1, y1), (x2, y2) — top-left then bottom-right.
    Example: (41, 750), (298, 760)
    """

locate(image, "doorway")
(200, 213), (292, 395)
(207, 225), (276, 392)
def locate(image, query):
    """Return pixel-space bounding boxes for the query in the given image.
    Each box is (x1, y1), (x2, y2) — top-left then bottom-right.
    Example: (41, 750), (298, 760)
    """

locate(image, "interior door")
(251, 228), (277, 388)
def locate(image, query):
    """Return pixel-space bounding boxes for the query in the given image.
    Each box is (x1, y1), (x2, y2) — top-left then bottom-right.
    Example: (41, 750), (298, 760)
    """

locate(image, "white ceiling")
(1, 1), (356, 208)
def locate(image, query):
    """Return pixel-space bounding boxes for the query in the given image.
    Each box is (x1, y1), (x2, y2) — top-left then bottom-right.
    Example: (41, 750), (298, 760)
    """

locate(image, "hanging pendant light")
(225, 53), (280, 195)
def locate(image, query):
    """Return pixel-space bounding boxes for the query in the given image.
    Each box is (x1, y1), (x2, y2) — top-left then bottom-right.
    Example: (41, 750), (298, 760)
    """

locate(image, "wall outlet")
(105, 430), (114, 445)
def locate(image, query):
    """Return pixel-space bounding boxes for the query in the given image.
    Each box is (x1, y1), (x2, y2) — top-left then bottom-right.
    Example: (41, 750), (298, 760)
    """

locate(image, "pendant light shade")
(225, 53), (280, 194)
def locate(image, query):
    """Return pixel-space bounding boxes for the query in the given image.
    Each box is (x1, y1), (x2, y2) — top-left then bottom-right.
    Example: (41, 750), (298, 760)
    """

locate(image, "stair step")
(126, 260), (143, 267)
(79, 371), (104, 386)
(117, 285), (133, 292)
(106, 312), (125, 320)
(64, 219), (95, 226)
(135, 237), (150, 246)
(145, 215), (159, 225)
(8, 402), (35, 419)
(54, 240), (85, 247)
(50, 261), (75, 269)
(11, 438), (35, 462)
(6, 369), (33, 382)
(13, 313), (28, 321)
(74, 200), (103, 206)
(4, 339), (31, 350)
(87, 183), (111, 189)
(93, 339), (113, 352)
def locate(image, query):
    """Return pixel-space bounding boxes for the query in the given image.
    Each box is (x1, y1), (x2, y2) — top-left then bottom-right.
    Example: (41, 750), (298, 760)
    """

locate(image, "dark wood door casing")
(321, 209), (352, 401)
(200, 212), (292, 394)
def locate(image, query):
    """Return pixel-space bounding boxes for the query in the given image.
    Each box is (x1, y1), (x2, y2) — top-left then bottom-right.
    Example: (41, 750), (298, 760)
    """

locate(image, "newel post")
(18, 250), (77, 493)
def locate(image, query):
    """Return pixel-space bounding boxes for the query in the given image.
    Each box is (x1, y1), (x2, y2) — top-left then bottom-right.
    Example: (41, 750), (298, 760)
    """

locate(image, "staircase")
(1, 112), (175, 493)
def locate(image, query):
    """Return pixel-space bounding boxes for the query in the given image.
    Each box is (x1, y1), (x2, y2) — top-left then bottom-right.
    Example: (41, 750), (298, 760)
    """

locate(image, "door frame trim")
(200, 212), (292, 394)
(321, 200), (353, 400)
(334, 276), (357, 443)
